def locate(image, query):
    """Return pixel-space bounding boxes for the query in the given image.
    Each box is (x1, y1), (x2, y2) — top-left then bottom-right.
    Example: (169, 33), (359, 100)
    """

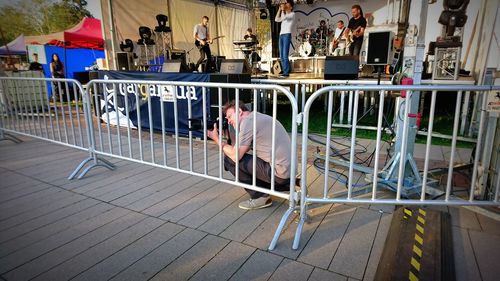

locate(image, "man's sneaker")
(238, 196), (272, 210)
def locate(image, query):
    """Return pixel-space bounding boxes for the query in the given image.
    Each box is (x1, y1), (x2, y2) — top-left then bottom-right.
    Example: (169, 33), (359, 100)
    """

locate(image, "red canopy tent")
(26, 18), (104, 50)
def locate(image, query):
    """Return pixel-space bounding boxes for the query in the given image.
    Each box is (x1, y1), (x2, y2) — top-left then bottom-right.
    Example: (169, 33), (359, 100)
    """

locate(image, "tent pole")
(167, 0), (174, 48)
(107, 0), (117, 70)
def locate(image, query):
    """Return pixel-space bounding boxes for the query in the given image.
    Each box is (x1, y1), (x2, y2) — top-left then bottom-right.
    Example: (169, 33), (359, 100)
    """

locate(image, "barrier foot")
(68, 157), (92, 180)
(292, 216), (306, 250)
(77, 158), (115, 179)
(68, 156), (115, 180)
(0, 133), (23, 144)
(268, 207), (295, 251)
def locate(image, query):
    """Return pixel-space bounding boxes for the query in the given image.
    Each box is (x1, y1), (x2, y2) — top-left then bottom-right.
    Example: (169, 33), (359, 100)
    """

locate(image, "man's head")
(223, 100), (249, 127)
(202, 16), (209, 26)
(337, 20), (344, 29)
(32, 53), (39, 62)
(351, 4), (362, 18)
(246, 28), (253, 36)
(320, 20), (326, 26)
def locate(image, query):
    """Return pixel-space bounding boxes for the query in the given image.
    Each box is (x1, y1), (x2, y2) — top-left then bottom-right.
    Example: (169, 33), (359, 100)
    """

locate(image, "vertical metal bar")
(235, 89), (240, 182)
(347, 90), (360, 199)
(469, 91), (488, 201)
(301, 84), (306, 113)
(135, 84), (143, 161)
(186, 86), (193, 171)
(372, 90), (385, 200)
(397, 91), (412, 200)
(173, 86), (179, 169)
(445, 91), (463, 201)
(460, 91), (470, 135)
(68, 83), (77, 145)
(252, 88), (257, 187)
(218, 87), (223, 178)
(294, 83), (299, 109)
(269, 89), (278, 191)
(13, 80), (25, 133)
(113, 83), (123, 156)
(74, 83), (84, 147)
(103, 82), (113, 154)
(348, 90), (353, 124)
(421, 90), (437, 200)
(46, 82), (55, 140)
(30, 79), (42, 136)
(323, 90), (334, 199)
(27, 79), (36, 136)
(94, 83), (104, 151)
(122, 83), (132, 158)
(340, 91), (345, 124)
(160, 85), (166, 166)
(202, 87), (208, 174)
(53, 82), (62, 142)
(60, 82), (70, 143)
(148, 84), (155, 163)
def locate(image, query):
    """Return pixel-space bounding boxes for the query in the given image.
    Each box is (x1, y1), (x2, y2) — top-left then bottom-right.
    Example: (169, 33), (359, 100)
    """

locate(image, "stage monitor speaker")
(219, 59), (249, 74)
(116, 52), (135, 71)
(366, 31), (393, 65)
(324, 56), (359, 80)
(162, 60), (182, 72)
(209, 74), (251, 118)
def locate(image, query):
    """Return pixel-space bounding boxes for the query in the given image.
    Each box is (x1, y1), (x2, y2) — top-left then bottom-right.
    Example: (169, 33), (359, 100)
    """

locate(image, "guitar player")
(346, 4), (367, 57)
(330, 20), (348, 56)
(193, 16), (213, 72)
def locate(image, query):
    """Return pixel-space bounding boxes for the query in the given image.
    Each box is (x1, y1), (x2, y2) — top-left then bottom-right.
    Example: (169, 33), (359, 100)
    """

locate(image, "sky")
(86, 0), (103, 19)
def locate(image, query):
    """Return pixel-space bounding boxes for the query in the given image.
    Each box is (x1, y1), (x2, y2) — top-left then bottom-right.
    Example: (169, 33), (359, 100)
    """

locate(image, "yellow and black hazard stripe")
(404, 207), (427, 281)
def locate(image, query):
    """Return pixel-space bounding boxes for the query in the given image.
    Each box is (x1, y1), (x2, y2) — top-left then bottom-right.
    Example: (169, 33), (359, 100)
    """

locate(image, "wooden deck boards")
(0, 136), (498, 281)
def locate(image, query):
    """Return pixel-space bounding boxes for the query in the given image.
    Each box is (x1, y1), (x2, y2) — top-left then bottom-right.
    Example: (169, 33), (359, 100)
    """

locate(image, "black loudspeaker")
(219, 59), (249, 74)
(366, 31), (393, 65)
(116, 52), (134, 71)
(73, 71), (90, 85)
(209, 74), (251, 118)
(324, 56), (359, 80)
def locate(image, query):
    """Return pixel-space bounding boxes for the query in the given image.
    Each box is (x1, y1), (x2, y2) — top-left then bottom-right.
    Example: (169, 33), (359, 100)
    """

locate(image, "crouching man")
(207, 100), (292, 210)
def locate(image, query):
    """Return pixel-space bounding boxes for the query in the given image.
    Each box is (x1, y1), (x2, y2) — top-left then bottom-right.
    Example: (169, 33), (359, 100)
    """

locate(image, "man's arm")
(223, 143), (250, 162)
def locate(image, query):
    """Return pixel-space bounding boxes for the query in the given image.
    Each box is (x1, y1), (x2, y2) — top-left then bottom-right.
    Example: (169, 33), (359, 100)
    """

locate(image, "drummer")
(315, 20), (329, 39)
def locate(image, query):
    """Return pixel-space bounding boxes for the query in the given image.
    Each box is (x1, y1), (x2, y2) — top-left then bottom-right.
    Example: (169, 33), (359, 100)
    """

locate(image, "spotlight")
(260, 9), (268, 19)
(119, 39), (134, 52)
(138, 26), (155, 45)
(154, 14), (171, 33)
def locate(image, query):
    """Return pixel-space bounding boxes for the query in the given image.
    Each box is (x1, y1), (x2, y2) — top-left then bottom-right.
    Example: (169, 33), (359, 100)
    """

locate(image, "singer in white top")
(275, 0), (295, 78)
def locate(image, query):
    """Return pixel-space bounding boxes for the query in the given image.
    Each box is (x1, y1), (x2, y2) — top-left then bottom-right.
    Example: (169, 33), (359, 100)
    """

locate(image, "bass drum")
(298, 41), (316, 58)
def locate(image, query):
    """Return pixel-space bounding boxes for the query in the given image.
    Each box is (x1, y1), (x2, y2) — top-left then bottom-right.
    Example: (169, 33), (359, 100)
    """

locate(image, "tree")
(0, 0), (93, 46)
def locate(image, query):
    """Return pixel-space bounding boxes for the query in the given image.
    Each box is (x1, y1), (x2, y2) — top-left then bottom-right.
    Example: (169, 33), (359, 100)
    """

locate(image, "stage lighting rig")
(138, 26), (155, 45)
(154, 14), (171, 33)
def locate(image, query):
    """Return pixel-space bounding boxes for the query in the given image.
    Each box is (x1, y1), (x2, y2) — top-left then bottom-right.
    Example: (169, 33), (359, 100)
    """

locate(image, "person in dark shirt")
(347, 4), (367, 57)
(244, 28), (258, 44)
(28, 53), (43, 71)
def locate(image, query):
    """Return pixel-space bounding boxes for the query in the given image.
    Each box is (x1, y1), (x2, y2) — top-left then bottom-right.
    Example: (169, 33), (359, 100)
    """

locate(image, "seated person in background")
(244, 27), (258, 44)
(29, 53), (44, 72)
(207, 101), (292, 210)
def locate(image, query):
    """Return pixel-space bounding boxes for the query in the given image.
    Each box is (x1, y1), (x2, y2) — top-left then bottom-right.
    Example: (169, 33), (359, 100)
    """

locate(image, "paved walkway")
(0, 137), (499, 281)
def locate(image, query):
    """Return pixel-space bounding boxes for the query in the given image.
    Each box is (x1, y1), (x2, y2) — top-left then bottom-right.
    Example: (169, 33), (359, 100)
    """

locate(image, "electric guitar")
(331, 27), (347, 49)
(348, 26), (363, 42)
(195, 36), (225, 48)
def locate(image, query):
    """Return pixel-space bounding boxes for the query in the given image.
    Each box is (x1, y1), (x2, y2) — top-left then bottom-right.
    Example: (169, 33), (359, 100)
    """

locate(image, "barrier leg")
(68, 154), (115, 180)
(268, 206), (295, 250)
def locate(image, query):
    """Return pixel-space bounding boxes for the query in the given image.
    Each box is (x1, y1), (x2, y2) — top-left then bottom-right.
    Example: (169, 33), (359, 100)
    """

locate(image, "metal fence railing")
(294, 84), (500, 249)
(2, 76), (499, 251)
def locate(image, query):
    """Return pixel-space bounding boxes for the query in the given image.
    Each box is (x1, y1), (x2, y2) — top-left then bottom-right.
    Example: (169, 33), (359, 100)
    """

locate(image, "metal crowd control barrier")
(0, 76), (113, 179)
(295, 84), (500, 249)
(84, 79), (299, 250)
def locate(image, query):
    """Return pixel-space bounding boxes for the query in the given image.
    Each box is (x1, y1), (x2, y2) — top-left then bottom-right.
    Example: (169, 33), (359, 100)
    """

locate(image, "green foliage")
(0, 0), (93, 45)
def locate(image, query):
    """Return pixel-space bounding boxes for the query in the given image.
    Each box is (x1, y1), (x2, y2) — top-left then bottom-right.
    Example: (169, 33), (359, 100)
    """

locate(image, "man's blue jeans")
(279, 33), (291, 75)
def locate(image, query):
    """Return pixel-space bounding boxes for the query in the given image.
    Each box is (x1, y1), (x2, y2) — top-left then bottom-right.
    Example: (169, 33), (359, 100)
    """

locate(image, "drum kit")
(296, 21), (334, 57)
